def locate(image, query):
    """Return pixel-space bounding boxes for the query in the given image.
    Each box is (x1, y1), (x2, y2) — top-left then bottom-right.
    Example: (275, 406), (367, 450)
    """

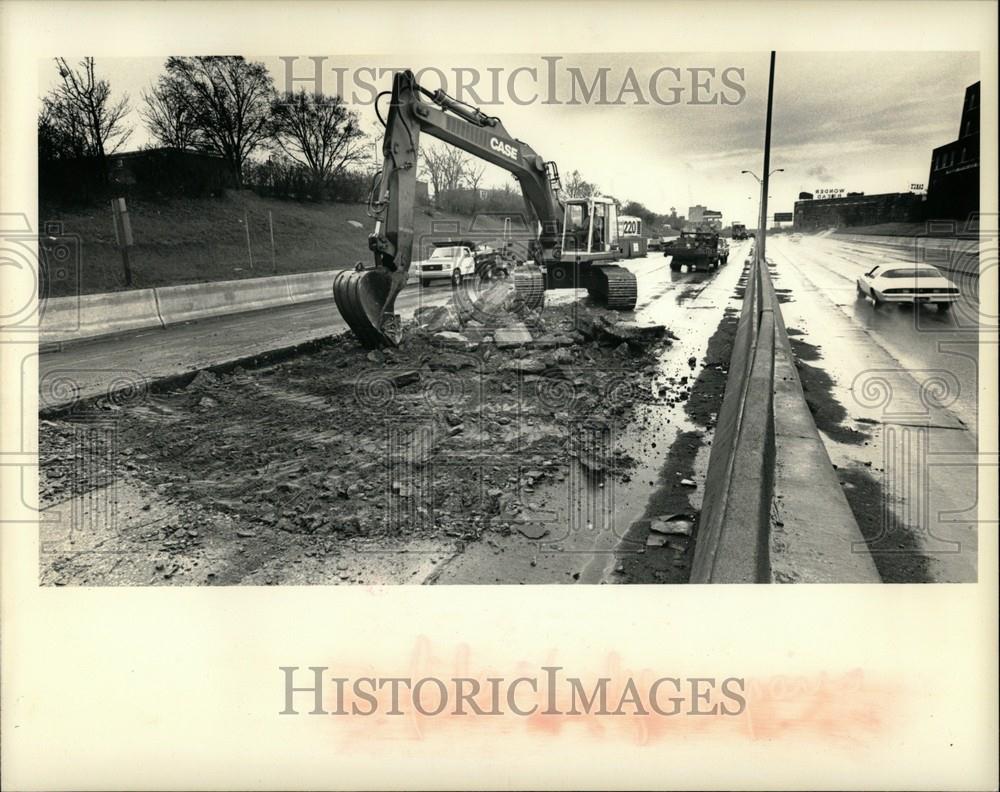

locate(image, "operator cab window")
(592, 203), (606, 250)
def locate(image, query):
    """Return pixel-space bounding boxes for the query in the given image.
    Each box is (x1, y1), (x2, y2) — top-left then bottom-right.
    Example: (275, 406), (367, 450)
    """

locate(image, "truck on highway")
(731, 223), (749, 240)
(664, 231), (728, 271)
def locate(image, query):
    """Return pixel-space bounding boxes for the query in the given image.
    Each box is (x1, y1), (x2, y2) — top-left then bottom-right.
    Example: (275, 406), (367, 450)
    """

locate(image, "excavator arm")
(334, 70), (562, 348)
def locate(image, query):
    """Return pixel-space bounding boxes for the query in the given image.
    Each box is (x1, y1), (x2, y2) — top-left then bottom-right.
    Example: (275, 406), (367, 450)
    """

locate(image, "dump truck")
(663, 231), (728, 271)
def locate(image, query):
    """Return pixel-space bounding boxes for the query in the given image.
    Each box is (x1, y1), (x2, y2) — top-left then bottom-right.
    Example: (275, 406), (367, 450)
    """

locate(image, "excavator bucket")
(332, 268), (402, 348)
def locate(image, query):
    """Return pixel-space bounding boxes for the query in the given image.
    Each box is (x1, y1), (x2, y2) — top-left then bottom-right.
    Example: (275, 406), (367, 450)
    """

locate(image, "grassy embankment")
(41, 191), (507, 297)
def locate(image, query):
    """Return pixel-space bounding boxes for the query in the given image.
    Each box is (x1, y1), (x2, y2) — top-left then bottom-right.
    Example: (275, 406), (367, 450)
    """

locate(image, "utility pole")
(758, 51), (776, 267)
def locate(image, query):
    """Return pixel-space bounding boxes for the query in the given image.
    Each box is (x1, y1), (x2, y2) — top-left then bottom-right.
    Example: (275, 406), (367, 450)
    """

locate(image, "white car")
(413, 243), (480, 287)
(856, 265), (959, 311)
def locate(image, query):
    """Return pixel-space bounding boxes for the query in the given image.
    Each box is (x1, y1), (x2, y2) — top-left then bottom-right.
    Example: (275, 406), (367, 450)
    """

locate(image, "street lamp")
(742, 169), (783, 234)
(741, 168), (784, 184)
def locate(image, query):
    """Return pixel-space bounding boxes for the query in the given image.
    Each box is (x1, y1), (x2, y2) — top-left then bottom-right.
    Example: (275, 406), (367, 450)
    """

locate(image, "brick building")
(925, 81), (979, 221)
(793, 191), (924, 231)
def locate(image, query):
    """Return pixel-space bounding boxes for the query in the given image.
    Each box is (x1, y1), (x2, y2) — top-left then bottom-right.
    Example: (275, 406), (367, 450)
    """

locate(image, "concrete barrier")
(692, 259), (774, 583)
(285, 270), (337, 303)
(154, 274), (294, 325)
(692, 255), (880, 583)
(38, 267), (392, 344)
(39, 289), (163, 344)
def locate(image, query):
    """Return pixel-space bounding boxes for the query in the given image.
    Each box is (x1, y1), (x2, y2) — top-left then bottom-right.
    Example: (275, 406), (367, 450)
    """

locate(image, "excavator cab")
(561, 197), (619, 256)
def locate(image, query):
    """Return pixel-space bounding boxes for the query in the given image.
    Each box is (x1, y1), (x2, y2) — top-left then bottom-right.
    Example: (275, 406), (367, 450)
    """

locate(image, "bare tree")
(461, 162), (487, 210)
(38, 95), (88, 160)
(270, 89), (365, 187)
(420, 143), (469, 201)
(464, 163), (486, 191)
(140, 78), (202, 149)
(49, 57), (132, 160)
(561, 169), (599, 200)
(162, 56), (275, 186)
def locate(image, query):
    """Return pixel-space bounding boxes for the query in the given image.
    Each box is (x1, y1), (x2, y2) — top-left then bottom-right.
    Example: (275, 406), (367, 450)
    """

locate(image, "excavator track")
(511, 267), (546, 316)
(588, 265), (638, 311)
(332, 269), (400, 349)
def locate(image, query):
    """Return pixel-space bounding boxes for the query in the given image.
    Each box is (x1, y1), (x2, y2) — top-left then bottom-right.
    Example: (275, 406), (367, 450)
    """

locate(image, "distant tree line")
(39, 56), (368, 203)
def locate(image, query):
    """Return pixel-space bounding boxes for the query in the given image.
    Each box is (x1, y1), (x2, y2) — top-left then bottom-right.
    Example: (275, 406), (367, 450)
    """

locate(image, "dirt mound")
(41, 300), (675, 551)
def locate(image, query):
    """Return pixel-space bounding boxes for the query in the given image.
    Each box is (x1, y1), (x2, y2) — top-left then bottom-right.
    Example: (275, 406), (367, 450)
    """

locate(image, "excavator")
(332, 69), (638, 348)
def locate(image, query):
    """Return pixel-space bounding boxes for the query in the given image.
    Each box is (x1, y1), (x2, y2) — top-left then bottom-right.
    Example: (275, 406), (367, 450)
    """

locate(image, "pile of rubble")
(41, 295), (678, 553)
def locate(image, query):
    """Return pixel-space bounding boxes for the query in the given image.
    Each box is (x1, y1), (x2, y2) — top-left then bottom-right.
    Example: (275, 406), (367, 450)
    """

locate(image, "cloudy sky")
(40, 51), (978, 224)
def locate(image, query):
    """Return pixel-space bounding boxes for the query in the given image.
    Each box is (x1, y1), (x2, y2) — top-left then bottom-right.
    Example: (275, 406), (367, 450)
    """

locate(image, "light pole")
(755, 51), (777, 266)
(742, 169), (783, 230)
(741, 168), (784, 186)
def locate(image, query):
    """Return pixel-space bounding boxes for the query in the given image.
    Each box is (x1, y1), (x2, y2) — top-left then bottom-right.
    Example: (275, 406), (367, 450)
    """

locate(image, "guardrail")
(691, 254), (880, 583)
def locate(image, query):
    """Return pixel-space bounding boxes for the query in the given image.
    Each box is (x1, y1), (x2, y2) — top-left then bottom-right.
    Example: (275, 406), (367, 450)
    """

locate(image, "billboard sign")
(815, 188), (846, 199)
(774, 212), (793, 222)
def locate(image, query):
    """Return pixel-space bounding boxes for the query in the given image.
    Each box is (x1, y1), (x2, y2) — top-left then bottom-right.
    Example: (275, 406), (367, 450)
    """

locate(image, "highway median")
(691, 255), (880, 583)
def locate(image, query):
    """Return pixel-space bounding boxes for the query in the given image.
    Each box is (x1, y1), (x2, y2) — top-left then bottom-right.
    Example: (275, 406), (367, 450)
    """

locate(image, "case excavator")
(332, 69), (638, 348)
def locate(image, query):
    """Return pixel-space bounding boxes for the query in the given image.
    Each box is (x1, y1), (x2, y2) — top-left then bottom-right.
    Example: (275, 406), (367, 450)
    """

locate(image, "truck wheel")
(937, 302), (952, 312)
(872, 294), (883, 309)
(421, 278), (431, 288)
(856, 283), (865, 300)
(669, 262), (681, 272)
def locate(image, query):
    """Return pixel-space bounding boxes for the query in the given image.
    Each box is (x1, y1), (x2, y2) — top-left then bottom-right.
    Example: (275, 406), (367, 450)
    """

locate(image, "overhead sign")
(774, 212), (793, 222)
(815, 188), (846, 199)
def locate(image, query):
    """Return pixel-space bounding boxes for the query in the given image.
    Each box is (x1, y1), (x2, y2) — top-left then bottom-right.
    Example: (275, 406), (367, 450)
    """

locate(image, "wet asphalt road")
(769, 234), (982, 582)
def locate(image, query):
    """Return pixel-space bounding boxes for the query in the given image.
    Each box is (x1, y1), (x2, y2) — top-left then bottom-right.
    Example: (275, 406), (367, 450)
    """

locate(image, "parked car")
(413, 241), (493, 287)
(856, 265), (959, 311)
